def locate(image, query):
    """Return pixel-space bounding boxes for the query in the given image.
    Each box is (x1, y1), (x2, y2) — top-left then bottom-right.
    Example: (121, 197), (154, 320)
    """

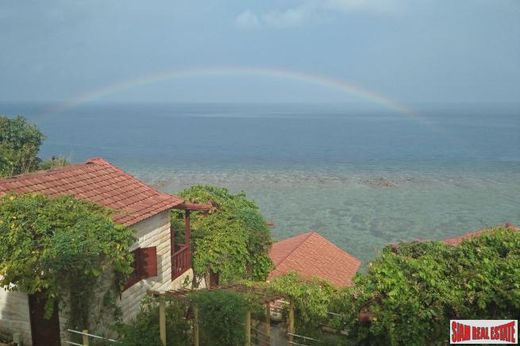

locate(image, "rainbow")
(48, 66), (426, 124)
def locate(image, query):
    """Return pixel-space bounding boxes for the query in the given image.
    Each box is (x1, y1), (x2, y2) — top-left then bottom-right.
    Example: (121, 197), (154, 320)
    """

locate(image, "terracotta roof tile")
(268, 231), (361, 287)
(0, 157), (184, 226)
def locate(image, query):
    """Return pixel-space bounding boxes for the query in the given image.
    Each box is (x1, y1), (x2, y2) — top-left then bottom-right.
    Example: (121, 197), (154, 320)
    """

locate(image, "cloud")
(324, 0), (404, 14)
(235, 4), (314, 30)
(235, 0), (405, 29)
(261, 7), (311, 28)
(235, 10), (261, 30)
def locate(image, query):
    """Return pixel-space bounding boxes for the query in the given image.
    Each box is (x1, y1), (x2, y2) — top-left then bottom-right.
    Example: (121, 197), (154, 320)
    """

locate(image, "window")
(124, 246), (157, 289)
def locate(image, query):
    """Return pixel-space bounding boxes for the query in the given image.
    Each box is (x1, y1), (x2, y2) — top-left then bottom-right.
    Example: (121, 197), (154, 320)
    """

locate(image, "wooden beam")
(184, 210), (191, 244)
(288, 302), (295, 344)
(194, 306), (200, 346)
(264, 303), (271, 346)
(184, 210), (192, 268)
(159, 300), (166, 346)
(244, 311), (251, 346)
(182, 202), (213, 211)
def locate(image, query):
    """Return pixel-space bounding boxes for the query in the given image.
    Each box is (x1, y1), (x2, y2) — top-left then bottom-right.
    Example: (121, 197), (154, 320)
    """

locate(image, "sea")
(2, 102), (519, 264)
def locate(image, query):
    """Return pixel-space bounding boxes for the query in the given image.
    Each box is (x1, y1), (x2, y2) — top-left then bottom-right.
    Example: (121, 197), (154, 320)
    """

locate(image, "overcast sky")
(1, 0), (519, 105)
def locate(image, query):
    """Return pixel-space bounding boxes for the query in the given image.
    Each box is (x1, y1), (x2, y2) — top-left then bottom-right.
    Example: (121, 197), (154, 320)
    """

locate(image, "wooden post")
(159, 300), (166, 346)
(264, 303), (271, 346)
(288, 302), (295, 344)
(185, 210), (192, 267)
(82, 329), (89, 346)
(244, 310), (251, 346)
(170, 223), (176, 280)
(194, 306), (200, 346)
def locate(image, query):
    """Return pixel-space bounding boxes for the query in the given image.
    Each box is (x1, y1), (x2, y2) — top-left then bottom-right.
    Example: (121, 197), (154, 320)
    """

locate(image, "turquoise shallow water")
(134, 167), (520, 264)
(2, 102), (519, 264)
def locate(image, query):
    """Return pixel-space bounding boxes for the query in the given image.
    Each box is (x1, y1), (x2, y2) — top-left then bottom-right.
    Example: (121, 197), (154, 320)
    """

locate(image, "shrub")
(190, 290), (248, 346)
(117, 297), (191, 346)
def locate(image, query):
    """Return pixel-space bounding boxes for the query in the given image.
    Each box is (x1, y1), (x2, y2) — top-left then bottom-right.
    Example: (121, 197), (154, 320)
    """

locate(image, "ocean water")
(2, 102), (519, 263)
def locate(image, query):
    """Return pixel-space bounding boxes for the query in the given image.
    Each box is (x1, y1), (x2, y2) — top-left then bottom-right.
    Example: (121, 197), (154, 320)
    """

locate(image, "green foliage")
(0, 193), (134, 329)
(39, 155), (69, 170)
(117, 297), (191, 346)
(269, 273), (338, 323)
(0, 115), (45, 177)
(118, 291), (249, 346)
(266, 273), (345, 342)
(173, 185), (272, 283)
(115, 227), (520, 346)
(190, 290), (248, 346)
(345, 227), (520, 346)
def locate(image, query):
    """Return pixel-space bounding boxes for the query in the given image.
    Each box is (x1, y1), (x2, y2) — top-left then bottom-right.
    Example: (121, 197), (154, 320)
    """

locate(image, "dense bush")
(190, 290), (248, 346)
(344, 227), (520, 345)
(172, 185), (272, 284)
(117, 297), (191, 346)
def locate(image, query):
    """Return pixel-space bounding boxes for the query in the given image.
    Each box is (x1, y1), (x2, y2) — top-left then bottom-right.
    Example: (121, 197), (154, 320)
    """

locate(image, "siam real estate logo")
(451, 320), (518, 344)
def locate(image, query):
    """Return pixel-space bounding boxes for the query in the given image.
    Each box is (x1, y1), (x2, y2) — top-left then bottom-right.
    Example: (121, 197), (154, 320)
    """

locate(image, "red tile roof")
(0, 157), (184, 226)
(268, 231), (361, 287)
(444, 223), (519, 246)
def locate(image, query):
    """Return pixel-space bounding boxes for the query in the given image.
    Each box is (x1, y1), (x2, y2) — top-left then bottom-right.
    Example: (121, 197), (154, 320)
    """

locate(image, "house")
(0, 157), (209, 346)
(268, 231), (361, 287)
(443, 223), (519, 246)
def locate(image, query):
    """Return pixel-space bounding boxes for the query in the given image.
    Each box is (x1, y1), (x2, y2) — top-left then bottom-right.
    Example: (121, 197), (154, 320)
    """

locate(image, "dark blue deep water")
(2, 102), (519, 263)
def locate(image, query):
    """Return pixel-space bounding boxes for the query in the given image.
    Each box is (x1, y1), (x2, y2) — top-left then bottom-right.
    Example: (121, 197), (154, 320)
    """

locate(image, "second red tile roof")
(268, 231), (361, 287)
(443, 223), (519, 246)
(0, 157), (184, 226)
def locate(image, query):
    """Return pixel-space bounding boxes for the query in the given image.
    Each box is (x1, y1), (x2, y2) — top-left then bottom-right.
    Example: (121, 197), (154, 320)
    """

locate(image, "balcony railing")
(171, 244), (191, 281)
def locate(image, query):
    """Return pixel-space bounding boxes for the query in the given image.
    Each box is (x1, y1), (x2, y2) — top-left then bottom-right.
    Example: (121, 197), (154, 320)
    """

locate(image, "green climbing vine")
(172, 185), (272, 284)
(0, 193), (135, 329)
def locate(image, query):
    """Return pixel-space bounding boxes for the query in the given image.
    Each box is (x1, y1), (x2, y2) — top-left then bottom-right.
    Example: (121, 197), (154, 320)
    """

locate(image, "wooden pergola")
(148, 284), (295, 346)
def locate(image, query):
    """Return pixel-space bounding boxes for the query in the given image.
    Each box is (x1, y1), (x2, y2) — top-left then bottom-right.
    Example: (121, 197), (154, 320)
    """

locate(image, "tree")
(172, 185), (272, 284)
(0, 115), (45, 177)
(0, 193), (135, 329)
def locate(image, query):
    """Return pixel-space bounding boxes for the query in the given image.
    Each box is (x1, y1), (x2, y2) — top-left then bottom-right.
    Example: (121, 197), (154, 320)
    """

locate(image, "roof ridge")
(275, 231), (315, 267)
(85, 157), (182, 201)
(305, 232), (361, 264)
(0, 157), (184, 226)
(0, 162), (91, 183)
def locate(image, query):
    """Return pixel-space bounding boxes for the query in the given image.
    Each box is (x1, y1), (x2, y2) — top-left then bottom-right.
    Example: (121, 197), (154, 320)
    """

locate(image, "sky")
(1, 0), (519, 105)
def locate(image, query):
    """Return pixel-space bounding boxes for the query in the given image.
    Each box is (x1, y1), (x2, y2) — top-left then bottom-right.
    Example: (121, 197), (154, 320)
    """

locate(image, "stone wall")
(0, 287), (31, 345)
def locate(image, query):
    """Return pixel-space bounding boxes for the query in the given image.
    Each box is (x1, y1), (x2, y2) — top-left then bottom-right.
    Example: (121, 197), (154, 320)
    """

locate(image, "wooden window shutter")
(123, 246), (157, 290)
(139, 246), (158, 278)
